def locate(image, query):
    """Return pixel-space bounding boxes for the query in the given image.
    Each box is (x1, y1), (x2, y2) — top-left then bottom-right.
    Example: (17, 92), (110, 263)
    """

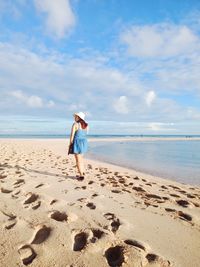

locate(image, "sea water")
(87, 140), (200, 185)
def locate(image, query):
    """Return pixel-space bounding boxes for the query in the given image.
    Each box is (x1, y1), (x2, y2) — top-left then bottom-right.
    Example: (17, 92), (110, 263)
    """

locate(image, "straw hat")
(74, 112), (86, 122)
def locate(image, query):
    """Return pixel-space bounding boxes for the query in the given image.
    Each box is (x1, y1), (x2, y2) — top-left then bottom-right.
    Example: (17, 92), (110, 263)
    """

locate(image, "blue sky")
(0, 0), (200, 135)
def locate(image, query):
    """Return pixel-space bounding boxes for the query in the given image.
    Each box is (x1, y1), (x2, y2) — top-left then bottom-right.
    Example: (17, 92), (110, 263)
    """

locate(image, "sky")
(0, 0), (200, 135)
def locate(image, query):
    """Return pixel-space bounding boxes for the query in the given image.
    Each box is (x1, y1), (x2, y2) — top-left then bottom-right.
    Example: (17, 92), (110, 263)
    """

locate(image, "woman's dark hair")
(78, 118), (88, 129)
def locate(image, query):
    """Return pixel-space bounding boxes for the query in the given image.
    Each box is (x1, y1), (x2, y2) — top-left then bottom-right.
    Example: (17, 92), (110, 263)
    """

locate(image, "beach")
(0, 139), (200, 267)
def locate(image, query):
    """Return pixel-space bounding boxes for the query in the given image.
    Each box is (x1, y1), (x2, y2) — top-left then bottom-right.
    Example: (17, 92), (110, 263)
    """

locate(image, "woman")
(68, 112), (88, 181)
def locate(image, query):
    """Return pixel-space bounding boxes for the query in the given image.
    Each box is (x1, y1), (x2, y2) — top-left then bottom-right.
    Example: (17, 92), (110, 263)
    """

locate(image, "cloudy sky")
(0, 0), (200, 135)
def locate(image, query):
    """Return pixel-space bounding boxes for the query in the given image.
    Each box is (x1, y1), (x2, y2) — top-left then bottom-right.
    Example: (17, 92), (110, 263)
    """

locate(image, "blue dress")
(73, 128), (88, 154)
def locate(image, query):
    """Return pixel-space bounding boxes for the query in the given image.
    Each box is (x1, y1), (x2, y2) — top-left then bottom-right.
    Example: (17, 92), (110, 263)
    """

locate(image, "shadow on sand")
(0, 163), (77, 180)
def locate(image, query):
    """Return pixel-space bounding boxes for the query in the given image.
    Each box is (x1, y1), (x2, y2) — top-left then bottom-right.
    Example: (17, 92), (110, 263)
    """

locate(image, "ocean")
(0, 134), (200, 139)
(87, 139), (200, 185)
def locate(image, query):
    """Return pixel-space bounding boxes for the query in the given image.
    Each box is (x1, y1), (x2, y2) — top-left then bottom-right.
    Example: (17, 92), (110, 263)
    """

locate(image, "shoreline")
(0, 138), (197, 187)
(85, 157), (193, 188)
(0, 139), (200, 266)
(86, 156), (194, 187)
(0, 138), (200, 187)
(1, 136), (200, 142)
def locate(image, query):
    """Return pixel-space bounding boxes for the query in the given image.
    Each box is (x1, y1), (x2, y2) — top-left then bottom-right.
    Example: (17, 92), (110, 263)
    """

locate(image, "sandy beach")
(0, 139), (200, 267)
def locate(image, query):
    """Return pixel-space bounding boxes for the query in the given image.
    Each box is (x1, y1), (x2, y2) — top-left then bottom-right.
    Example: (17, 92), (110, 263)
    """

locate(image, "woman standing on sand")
(68, 112), (88, 181)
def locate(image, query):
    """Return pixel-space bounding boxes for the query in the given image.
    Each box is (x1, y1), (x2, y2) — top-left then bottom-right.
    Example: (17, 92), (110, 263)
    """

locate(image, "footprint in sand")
(0, 174), (7, 179)
(90, 229), (105, 243)
(50, 199), (58, 205)
(161, 185), (168, 189)
(165, 208), (176, 213)
(178, 189), (187, 194)
(30, 224), (51, 244)
(86, 202), (96, 210)
(18, 244), (37, 266)
(170, 193), (180, 198)
(122, 189), (131, 193)
(81, 186), (87, 190)
(124, 239), (147, 251)
(145, 183), (152, 187)
(110, 218), (121, 232)
(111, 189), (121, 194)
(32, 201), (41, 210)
(23, 193), (39, 205)
(104, 245), (124, 267)
(49, 211), (68, 222)
(4, 220), (17, 230)
(104, 212), (115, 220)
(91, 193), (98, 198)
(35, 183), (44, 188)
(163, 197), (169, 201)
(176, 199), (190, 208)
(87, 164), (92, 170)
(1, 210), (17, 220)
(77, 197), (87, 203)
(12, 189), (21, 197)
(104, 242), (171, 267)
(165, 207), (193, 222)
(118, 178), (126, 184)
(75, 186), (81, 190)
(186, 193), (196, 199)
(104, 213), (121, 233)
(72, 232), (88, 251)
(192, 202), (200, 208)
(1, 209), (17, 229)
(178, 211), (193, 222)
(145, 194), (163, 200)
(168, 185), (180, 190)
(1, 187), (13, 193)
(13, 179), (25, 188)
(132, 186), (146, 193)
(146, 253), (171, 266)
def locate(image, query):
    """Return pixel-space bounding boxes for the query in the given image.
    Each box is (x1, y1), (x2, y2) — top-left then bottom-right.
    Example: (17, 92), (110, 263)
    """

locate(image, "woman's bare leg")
(74, 154), (85, 176)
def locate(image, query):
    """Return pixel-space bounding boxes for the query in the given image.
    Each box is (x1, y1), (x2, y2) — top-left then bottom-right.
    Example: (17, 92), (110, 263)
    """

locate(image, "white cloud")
(1, 40), (200, 124)
(34, 0), (75, 39)
(113, 96), (129, 114)
(0, 41), (143, 118)
(148, 122), (175, 131)
(145, 90), (156, 107)
(27, 95), (43, 108)
(120, 23), (199, 58)
(9, 90), (54, 108)
(118, 22), (200, 96)
(68, 103), (86, 111)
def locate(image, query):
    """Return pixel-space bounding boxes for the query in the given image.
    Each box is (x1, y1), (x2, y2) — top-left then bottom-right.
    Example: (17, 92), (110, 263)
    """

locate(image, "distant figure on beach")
(68, 112), (88, 181)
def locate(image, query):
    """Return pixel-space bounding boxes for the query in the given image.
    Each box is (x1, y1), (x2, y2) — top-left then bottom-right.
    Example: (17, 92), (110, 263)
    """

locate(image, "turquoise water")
(87, 140), (200, 185)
